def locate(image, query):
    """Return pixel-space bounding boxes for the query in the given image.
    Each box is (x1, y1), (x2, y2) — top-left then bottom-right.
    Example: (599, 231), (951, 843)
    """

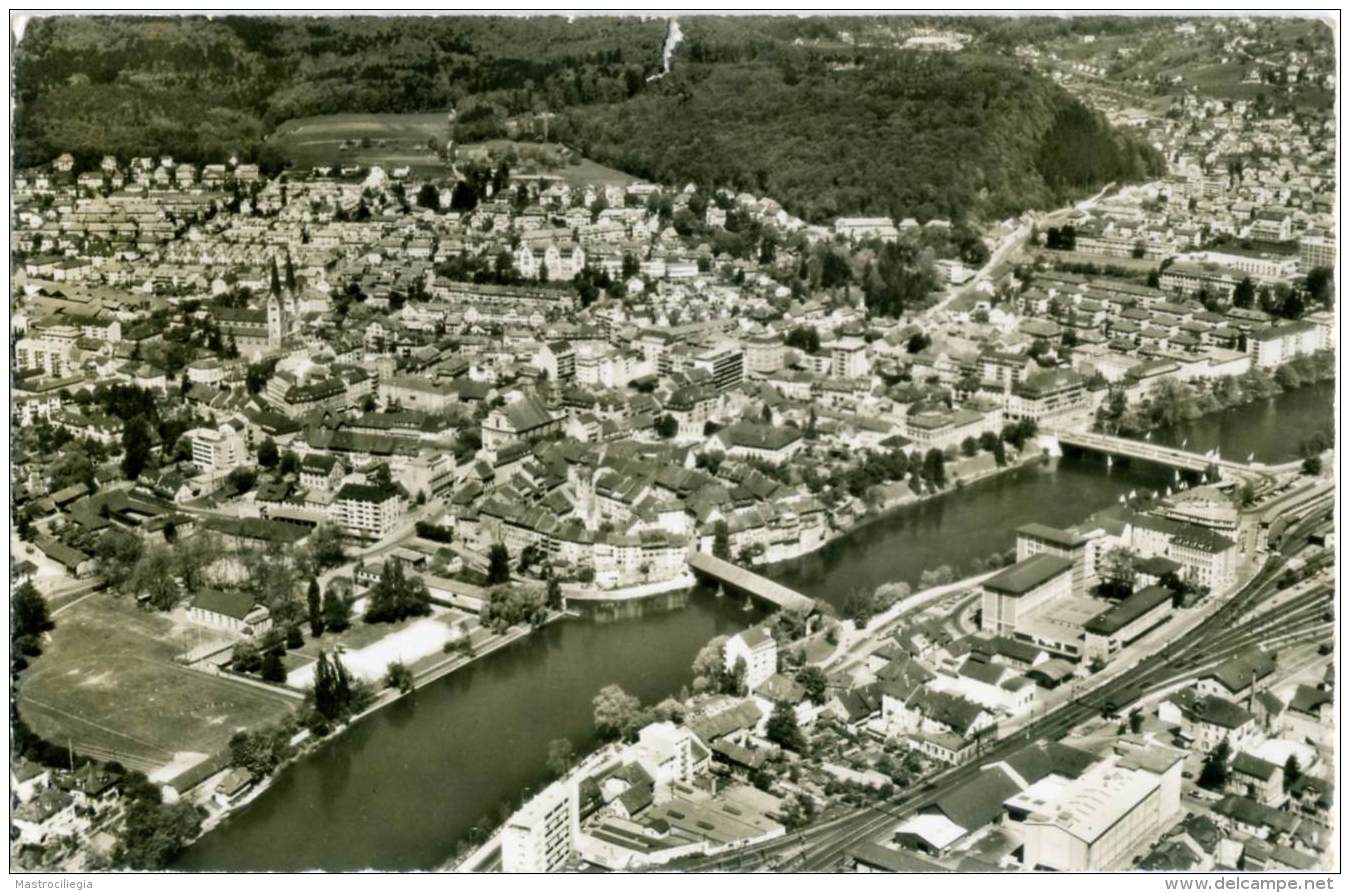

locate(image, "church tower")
(267, 292), (287, 347)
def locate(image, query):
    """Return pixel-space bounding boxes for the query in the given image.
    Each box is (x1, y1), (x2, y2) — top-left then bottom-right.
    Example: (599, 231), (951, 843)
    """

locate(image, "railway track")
(678, 549), (1328, 871)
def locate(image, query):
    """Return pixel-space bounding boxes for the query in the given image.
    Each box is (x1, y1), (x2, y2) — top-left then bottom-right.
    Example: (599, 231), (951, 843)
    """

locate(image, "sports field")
(269, 113), (638, 186)
(18, 596), (297, 775)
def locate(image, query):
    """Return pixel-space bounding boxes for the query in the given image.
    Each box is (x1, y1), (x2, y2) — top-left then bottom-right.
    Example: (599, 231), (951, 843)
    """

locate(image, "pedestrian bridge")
(687, 549), (816, 614)
(1047, 429), (1262, 481)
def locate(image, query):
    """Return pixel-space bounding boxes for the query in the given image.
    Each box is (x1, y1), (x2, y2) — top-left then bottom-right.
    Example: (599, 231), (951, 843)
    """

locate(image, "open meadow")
(18, 596), (296, 775)
(269, 112), (638, 186)
(270, 112), (453, 177)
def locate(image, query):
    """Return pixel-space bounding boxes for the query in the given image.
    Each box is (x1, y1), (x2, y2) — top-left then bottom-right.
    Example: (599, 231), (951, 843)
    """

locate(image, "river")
(177, 381), (1332, 871)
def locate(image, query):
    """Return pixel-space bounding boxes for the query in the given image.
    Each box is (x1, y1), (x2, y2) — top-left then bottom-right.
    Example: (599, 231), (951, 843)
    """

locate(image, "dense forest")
(556, 50), (1163, 224)
(12, 15), (666, 170)
(14, 14), (1162, 224)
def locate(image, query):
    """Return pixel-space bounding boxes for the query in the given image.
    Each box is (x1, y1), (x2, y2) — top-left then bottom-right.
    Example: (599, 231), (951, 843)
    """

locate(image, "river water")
(177, 382), (1332, 871)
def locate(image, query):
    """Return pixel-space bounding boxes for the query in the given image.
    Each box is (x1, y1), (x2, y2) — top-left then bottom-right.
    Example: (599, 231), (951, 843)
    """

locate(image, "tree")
(1099, 545), (1137, 598)
(480, 585), (547, 633)
(712, 521), (731, 560)
(321, 586), (351, 633)
(385, 660), (415, 694)
(797, 666), (828, 705)
(1305, 266), (1333, 309)
(1232, 276), (1256, 309)
(129, 545), (180, 611)
(1129, 709), (1144, 735)
(310, 649), (363, 722)
(691, 635), (730, 693)
(365, 559), (432, 624)
(261, 648), (287, 683)
(655, 414), (678, 439)
(228, 727), (293, 778)
(487, 544), (511, 585)
(1302, 455), (1322, 476)
(232, 640), (262, 673)
(922, 448), (946, 489)
(842, 587), (876, 626)
(416, 183), (441, 211)
(302, 522), (347, 574)
(172, 530), (222, 593)
(225, 466), (256, 494)
(1284, 755), (1302, 792)
(546, 737), (576, 778)
(545, 575), (563, 611)
(13, 581), (52, 644)
(49, 445), (95, 493)
(766, 701), (806, 752)
(112, 777), (202, 869)
(121, 415), (153, 480)
(1199, 739), (1232, 791)
(592, 684), (643, 741)
(257, 437), (279, 468)
(919, 565), (955, 589)
(306, 577), (324, 638)
(94, 527), (145, 590)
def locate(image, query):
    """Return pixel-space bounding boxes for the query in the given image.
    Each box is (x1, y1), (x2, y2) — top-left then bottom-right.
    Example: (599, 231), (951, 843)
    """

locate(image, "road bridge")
(687, 550), (816, 614)
(1048, 428), (1264, 481)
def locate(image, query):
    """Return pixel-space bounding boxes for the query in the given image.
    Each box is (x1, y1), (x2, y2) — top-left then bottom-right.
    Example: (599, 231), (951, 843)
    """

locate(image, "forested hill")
(12, 14), (666, 169)
(556, 50), (1163, 225)
(14, 14), (1162, 224)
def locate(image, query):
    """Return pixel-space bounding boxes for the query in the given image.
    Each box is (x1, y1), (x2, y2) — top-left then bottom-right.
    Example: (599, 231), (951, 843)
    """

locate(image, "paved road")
(929, 182), (1117, 315)
(674, 550), (1330, 871)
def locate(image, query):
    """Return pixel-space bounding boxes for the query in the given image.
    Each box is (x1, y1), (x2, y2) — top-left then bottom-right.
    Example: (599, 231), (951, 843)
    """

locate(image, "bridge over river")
(686, 549), (816, 614)
(1047, 428), (1286, 484)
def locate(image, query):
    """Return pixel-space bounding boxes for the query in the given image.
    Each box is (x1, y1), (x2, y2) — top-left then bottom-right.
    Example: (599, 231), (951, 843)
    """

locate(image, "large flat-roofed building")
(1298, 229), (1335, 272)
(1021, 762), (1166, 871)
(1082, 585), (1173, 661)
(501, 780), (578, 872)
(980, 554), (1074, 638)
(1016, 523), (1099, 595)
(690, 344), (745, 394)
(333, 482), (406, 541)
(1247, 320), (1325, 368)
(745, 333), (785, 375)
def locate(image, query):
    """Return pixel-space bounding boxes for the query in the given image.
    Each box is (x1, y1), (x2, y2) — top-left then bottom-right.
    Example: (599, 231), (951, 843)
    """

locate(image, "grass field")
(457, 138), (636, 188)
(270, 112), (453, 177)
(19, 597), (296, 774)
(269, 112), (638, 186)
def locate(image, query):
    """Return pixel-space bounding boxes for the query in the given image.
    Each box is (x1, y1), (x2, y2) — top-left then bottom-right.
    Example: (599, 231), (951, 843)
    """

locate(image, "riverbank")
(1096, 353), (1334, 444)
(177, 385), (1333, 871)
(183, 609), (571, 848)
(556, 447), (1040, 609)
(759, 446), (1044, 582)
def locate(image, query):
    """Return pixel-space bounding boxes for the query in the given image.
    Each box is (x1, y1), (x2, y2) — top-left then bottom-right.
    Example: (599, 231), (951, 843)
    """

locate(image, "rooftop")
(983, 554), (1074, 596)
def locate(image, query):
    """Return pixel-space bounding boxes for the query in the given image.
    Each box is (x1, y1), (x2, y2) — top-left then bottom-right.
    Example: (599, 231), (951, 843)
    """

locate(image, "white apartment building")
(724, 626), (778, 692)
(1248, 320), (1326, 368)
(501, 780), (578, 873)
(333, 482), (406, 541)
(15, 335), (77, 377)
(830, 336), (869, 379)
(1298, 230), (1335, 272)
(187, 424), (247, 474)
